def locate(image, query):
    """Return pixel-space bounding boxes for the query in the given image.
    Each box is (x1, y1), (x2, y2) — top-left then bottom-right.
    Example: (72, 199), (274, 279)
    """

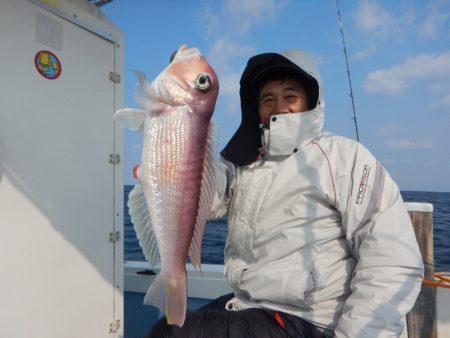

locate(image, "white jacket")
(211, 50), (424, 337)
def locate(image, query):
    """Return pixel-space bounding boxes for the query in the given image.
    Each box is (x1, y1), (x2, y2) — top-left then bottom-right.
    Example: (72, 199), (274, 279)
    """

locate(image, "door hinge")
(109, 71), (121, 83)
(109, 319), (120, 333)
(109, 153), (120, 164)
(109, 231), (120, 243)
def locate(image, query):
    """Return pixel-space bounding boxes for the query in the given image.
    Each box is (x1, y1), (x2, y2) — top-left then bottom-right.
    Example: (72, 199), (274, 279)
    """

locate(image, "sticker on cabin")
(34, 50), (62, 80)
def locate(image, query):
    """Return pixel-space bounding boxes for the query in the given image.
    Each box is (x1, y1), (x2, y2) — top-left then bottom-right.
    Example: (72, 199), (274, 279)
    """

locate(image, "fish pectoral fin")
(128, 184), (160, 265)
(113, 107), (146, 131)
(188, 125), (216, 271)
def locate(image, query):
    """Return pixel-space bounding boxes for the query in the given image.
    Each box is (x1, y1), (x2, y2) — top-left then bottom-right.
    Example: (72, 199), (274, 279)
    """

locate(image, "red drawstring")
(274, 311), (286, 329)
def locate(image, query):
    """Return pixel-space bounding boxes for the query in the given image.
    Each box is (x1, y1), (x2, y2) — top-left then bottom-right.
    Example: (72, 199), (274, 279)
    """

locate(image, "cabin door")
(0, 1), (123, 337)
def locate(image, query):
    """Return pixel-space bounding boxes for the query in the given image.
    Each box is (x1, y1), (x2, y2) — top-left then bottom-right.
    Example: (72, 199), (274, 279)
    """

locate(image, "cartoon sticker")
(34, 50), (62, 80)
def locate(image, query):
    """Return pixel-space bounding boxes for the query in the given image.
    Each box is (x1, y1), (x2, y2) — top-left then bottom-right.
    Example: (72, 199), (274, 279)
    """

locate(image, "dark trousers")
(144, 293), (327, 338)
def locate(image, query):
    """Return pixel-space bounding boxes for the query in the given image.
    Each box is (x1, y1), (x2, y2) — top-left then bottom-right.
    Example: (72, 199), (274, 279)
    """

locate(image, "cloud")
(431, 94), (450, 109)
(377, 125), (405, 136)
(216, 72), (242, 114)
(364, 51), (450, 95)
(353, 43), (377, 61)
(224, 0), (289, 35)
(207, 38), (255, 73)
(201, 0), (289, 38)
(201, 5), (221, 39)
(428, 83), (450, 93)
(417, 0), (450, 39)
(354, 0), (396, 37)
(381, 158), (409, 166)
(385, 138), (434, 150)
(206, 38), (256, 114)
(354, 1), (449, 43)
(199, 0), (289, 114)
(351, 1), (416, 59)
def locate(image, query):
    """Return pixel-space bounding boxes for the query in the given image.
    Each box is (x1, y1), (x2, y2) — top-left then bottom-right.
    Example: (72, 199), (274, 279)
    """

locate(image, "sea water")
(124, 186), (450, 272)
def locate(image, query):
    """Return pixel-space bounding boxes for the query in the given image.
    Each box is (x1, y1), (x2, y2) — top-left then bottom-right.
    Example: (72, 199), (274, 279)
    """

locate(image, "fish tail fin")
(143, 274), (187, 327)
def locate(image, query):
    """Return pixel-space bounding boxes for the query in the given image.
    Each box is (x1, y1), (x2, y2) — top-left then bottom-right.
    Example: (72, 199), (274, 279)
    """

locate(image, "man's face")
(258, 78), (309, 126)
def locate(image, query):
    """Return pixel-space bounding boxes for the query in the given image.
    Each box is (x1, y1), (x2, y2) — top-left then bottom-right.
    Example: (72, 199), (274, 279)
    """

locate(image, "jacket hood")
(221, 49), (324, 166)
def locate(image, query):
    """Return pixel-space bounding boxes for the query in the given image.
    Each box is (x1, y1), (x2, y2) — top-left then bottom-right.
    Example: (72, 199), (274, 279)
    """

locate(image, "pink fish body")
(114, 45), (218, 326)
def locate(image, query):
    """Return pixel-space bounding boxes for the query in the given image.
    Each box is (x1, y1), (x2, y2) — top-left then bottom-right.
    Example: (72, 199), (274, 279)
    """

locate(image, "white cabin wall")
(0, 1), (124, 337)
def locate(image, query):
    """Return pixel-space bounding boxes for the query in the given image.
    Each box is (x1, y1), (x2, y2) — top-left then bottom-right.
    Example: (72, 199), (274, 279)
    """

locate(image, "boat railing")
(124, 202), (450, 338)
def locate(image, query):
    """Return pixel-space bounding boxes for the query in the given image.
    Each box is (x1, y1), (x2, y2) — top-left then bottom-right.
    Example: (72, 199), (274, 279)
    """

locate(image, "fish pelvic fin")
(188, 125), (216, 272)
(128, 184), (160, 265)
(144, 274), (187, 327)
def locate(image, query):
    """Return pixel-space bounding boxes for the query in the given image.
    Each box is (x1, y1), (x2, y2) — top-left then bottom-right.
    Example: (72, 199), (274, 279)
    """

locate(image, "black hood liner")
(220, 52), (319, 166)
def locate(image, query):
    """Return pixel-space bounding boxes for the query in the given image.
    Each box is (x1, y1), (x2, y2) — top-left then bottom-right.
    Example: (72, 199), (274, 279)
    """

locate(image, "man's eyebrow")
(260, 92), (274, 102)
(260, 85), (302, 102)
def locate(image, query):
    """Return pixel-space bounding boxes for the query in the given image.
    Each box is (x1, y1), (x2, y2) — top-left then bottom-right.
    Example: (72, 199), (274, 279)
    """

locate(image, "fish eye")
(194, 73), (212, 91)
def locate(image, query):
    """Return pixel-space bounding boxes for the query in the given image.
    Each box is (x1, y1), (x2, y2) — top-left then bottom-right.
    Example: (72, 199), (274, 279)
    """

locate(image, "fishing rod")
(335, 0), (360, 142)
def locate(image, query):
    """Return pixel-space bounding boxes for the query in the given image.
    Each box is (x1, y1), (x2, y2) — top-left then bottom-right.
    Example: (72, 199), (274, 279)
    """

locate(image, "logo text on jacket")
(356, 165), (371, 205)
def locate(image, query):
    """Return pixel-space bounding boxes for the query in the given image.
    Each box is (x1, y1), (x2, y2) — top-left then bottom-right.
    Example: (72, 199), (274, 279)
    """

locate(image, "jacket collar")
(261, 109), (323, 158)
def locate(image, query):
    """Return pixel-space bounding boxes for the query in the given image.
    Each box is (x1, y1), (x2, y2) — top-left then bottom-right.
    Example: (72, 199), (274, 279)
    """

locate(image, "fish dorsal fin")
(133, 70), (154, 110)
(127, 184), (160, 265)
(113, 108), (146, 131)
(188, 126), (216, 271)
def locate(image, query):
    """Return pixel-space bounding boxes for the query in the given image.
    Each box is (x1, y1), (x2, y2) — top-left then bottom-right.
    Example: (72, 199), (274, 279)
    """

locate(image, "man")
(147, 49), (424, 337)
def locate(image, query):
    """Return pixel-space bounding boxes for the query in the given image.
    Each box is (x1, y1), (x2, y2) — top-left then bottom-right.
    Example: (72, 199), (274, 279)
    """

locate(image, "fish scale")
(143, 111), (194, 270)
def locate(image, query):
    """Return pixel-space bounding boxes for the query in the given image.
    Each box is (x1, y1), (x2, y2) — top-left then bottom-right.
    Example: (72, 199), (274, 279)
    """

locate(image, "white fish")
(114, 45), (218, 326)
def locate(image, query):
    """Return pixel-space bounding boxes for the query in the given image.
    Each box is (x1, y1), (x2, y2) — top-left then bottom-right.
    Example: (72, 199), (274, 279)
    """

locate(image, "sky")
(102, 0), (450, 192)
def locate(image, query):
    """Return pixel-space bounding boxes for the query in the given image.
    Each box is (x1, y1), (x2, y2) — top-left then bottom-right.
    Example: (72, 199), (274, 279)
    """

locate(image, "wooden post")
(405, 202), (436, 338)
